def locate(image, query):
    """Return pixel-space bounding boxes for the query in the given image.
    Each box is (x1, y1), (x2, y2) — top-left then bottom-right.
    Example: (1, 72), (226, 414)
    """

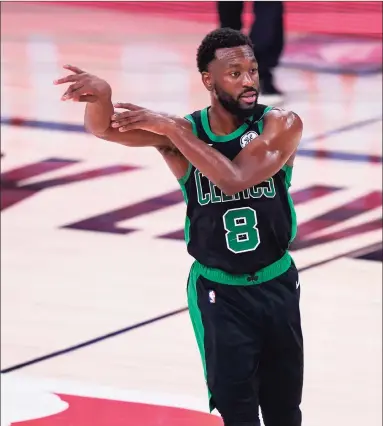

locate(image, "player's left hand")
(111, 103), (175, 135)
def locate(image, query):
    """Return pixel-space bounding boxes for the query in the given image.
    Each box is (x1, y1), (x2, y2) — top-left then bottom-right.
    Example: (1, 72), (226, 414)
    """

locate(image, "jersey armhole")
(282, 164), (293, 188)
(184, 114), (198, 136)
(257, 106), (274, 134)
(177, 114), (196, 185)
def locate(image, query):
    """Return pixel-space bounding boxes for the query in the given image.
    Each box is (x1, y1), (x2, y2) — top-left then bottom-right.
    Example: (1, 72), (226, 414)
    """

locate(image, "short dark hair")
(196, 28), (254, 73)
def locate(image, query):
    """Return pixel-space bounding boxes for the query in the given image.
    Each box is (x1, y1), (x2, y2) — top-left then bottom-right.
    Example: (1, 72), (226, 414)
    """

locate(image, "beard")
(214, 85), (258, 119)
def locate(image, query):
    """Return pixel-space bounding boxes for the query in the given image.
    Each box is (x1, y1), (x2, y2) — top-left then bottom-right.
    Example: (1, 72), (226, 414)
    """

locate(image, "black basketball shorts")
(187, 260), (304, 426)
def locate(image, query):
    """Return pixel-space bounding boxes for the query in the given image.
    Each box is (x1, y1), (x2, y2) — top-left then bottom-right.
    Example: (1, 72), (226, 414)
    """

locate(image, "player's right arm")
(53, 65), (190, 149)
(53, 65), (192, 179)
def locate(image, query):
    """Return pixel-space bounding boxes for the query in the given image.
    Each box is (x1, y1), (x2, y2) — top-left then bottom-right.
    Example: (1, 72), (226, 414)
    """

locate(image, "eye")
(250, 68), (258, 74)
(230, 71), (240, 78)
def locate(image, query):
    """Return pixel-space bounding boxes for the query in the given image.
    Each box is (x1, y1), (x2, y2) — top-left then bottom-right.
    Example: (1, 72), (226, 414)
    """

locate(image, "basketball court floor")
(1, 3), (382, 426)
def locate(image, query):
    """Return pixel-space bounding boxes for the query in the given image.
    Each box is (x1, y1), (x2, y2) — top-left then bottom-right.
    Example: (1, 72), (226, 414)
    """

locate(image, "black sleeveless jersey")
(179, 104), (297, 275)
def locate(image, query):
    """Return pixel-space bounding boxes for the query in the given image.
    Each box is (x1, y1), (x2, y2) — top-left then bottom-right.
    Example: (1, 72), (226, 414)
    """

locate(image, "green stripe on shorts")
(187, 267), (213, 411)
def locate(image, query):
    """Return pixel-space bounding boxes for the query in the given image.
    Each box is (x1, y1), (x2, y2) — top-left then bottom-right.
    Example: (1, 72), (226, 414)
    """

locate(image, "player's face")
(203, 45), (260, 118)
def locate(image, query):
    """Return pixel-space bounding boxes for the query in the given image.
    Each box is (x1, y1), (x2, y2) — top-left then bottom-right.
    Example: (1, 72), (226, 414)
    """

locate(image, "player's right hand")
(53, 65), (112, 103)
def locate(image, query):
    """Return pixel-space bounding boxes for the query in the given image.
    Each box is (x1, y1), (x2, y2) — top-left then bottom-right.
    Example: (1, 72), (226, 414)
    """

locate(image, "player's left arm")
(113, 107), (302, 195)
(165, 109), (302, 195)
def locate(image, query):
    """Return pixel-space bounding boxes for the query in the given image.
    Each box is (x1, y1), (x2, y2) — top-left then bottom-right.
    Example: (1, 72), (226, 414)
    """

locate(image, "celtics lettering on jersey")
(195, 170), (276, 206)
(194, 170), (276, 254)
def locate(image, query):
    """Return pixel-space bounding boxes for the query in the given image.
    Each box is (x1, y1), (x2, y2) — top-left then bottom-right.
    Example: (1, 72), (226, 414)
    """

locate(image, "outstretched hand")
(53, 65), (112, 103)
(111, 103), (176, 135)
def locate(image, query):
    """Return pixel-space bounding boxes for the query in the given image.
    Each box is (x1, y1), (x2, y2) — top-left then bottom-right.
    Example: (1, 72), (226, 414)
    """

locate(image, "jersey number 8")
(223, 207), (260, 254)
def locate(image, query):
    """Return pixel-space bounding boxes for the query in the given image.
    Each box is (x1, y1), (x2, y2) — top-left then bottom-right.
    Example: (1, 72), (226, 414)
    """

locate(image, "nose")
(242, 72), (255, 87)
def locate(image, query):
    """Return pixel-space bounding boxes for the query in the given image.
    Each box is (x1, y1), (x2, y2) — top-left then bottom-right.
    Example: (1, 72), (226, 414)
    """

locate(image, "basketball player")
(55, 28), (303, 426)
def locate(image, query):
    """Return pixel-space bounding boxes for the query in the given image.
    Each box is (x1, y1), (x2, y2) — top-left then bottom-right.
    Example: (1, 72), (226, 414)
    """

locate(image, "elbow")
(219, 173), (268, 196)
(218, 178), (246, 197)
(221, 188), (239, 197)
(221, 184), (247, 196)
(84, 120), (111, 141)
(89, 131), (111, 142)
(93, 131), (113, 142)
(216, 170), (252, 196)
(84, 122), (101, 138)
(84, 125), (117, 143)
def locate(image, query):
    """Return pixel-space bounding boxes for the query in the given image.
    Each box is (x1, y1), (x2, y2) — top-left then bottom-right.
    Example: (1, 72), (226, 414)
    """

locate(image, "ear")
(201, 72), (213, 92)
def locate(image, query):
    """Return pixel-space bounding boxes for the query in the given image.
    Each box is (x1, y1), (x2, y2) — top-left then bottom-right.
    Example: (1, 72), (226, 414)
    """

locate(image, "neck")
(208, 100), (245, 136)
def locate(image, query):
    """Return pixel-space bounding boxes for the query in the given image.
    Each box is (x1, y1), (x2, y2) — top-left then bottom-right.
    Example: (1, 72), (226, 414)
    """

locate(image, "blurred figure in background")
(217, 1), (284, 100)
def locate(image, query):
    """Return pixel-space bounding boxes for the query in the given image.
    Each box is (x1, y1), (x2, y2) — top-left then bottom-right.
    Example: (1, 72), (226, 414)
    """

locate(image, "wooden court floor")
(1, 3), (382, 426)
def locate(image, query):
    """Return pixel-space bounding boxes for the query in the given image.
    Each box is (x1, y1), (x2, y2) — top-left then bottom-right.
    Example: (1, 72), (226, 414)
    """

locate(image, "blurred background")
(1, 2), (382, 426)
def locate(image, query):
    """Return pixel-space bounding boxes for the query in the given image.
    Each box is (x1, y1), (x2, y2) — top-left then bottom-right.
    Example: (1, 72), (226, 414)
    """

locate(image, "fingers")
(114, 122), (143, 132)
(54, 65), (97, 103)
(61, 82), (85, 100)
(53, 65), (87, 85)
(60, 83), (97, 103)
(111, 109), (142, 121)
(111, 115), (143, 131)
(63, 64), (85, 74)
(114, 102), (144, 111)
(54, 74), (83, 85)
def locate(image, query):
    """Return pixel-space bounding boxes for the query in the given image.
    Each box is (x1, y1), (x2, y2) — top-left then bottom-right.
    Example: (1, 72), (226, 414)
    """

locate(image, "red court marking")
(13, 394), (223, 426)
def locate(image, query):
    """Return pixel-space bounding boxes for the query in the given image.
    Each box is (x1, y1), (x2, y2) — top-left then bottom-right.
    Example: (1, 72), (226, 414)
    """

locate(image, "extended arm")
(164, 109), (302, 194)
(113, 107), (302, 194)
(54, 65), (194, 179)
(54, 65), (190, 150)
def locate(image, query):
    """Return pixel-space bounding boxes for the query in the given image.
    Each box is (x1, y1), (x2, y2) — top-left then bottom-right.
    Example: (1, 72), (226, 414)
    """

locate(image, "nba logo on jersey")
(240, 131), (258, 148)
(208, 290), (216, 304)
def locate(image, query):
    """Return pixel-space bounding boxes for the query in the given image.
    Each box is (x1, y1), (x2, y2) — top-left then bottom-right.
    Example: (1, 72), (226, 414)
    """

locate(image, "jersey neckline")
(201, 107), (254, 142)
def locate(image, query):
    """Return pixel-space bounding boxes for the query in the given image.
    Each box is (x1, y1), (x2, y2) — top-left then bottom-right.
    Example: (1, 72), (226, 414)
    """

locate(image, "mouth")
(240, 91), (257, 104)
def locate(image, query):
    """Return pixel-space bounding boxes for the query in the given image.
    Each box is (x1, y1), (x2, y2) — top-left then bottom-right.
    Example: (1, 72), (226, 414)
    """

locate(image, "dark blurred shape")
(217, 1), (284, 96)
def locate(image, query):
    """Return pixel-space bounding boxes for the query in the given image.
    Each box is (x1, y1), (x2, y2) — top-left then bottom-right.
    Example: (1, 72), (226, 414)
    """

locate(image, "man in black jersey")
(55, 28), (303, 426)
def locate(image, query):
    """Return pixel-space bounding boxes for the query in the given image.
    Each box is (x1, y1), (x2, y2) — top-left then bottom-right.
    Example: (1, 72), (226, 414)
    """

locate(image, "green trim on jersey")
(184, 113), (197, 136)
(176, 114), (199, 245)
(201, 107), (254, 142)
(282, 164), (297, 243)
(257, 105), (274, 133)
(191, 250), (292, 286)
(178, 162), (193, 186)
(178, 175), (191, 244)
(187, 268), (213, 411)
(177, 114), (196, 186)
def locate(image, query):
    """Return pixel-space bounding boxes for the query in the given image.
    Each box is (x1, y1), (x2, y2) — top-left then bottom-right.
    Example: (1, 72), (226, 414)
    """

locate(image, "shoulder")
(262, 108), (303, 167)
(183, 109), (205, 135)
(263, 107), (303, 130)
